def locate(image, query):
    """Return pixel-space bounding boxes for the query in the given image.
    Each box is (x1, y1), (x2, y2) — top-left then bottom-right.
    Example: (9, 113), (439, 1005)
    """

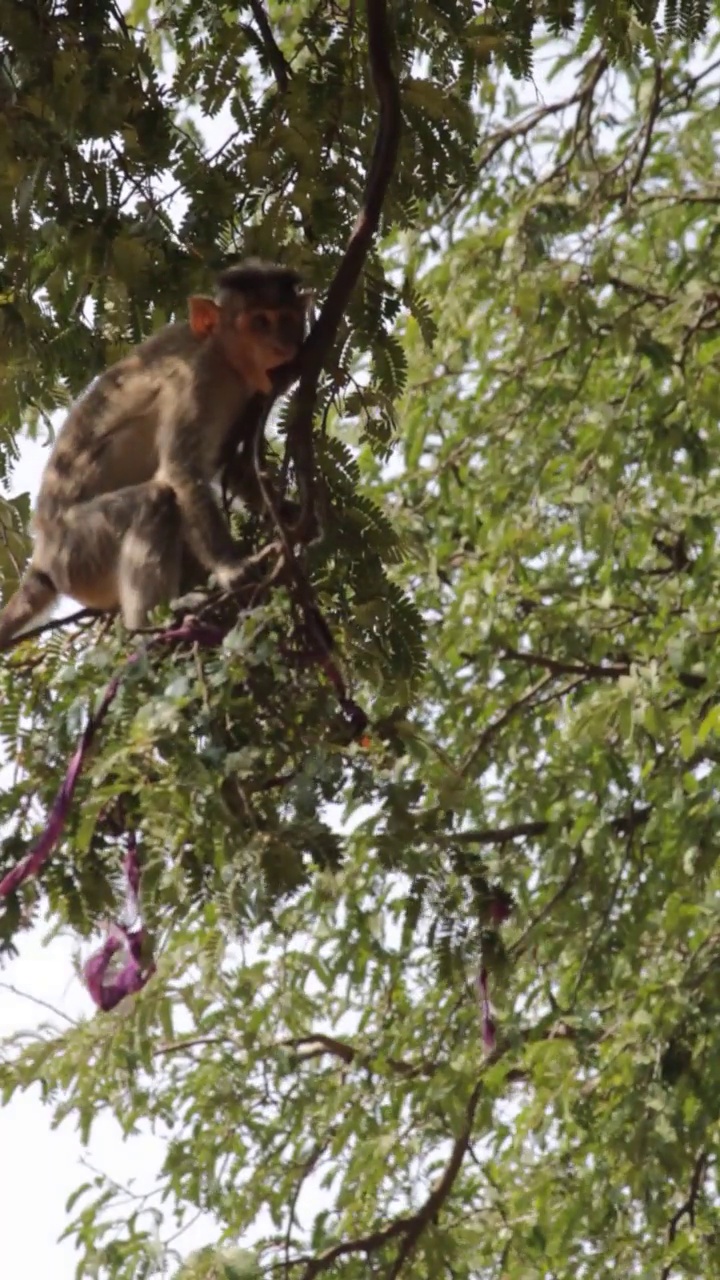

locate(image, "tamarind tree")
(2, 1), (720, 1277)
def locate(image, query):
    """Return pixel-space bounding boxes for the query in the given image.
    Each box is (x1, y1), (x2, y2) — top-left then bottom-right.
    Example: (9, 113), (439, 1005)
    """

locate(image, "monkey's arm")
(155, 377), (246, 585)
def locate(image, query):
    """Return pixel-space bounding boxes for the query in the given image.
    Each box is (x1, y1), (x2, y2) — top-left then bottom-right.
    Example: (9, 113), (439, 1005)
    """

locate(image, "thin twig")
(460, 673), (555, 777)
(0, 980), (76, 1025)
(625, 62), (663, 202)
(509, 851), (583, 960)
(284, 1142), (326, 1273)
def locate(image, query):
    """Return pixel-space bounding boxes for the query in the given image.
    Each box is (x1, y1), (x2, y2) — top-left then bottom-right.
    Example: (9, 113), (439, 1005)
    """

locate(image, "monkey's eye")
(278, 310), (303, 345)
(250, 312), (272, 333)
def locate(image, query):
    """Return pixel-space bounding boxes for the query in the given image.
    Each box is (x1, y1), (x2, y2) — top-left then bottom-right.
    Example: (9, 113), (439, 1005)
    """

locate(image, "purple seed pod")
(477, 965), (496, 1053)
(83, 924), (155, 1012)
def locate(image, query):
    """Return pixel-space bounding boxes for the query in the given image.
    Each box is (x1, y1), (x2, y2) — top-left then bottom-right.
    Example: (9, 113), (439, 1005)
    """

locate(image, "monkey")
(0, 261), (310, 649)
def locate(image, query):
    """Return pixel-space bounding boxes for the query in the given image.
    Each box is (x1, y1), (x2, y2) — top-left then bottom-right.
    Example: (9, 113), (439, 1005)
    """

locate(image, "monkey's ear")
(189, 296), (220, 336)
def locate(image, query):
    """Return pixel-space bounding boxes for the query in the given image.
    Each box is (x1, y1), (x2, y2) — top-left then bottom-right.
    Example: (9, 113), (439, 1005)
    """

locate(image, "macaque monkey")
(0, 262), (309, 649)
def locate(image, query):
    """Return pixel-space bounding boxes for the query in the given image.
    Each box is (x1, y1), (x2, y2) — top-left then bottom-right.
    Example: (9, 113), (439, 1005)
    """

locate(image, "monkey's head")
(189, 260), (310, 393)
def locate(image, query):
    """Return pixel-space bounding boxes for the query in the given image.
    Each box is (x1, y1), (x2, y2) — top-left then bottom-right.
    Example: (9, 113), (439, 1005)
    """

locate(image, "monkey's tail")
(0, 568), (57, 650)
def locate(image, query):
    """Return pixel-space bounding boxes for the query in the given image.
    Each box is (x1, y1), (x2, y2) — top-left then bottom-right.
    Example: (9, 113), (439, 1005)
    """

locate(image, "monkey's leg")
(117, 483), (184, 628)
(35, 497), (132, 613)
(0, 569), (58, 649)
(0, 489), (145, 648)
(36, 484), (180, 628)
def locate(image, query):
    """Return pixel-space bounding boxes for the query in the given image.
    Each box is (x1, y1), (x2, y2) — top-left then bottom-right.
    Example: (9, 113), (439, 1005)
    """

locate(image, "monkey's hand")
(215, 560), (253, 592)
(214, 541), (284, 594)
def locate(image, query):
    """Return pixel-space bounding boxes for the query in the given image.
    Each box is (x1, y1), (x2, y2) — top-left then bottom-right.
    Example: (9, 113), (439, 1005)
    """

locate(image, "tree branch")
(285, 1033), (355, 1063)
(509, 851), (583, 959)
(0, 980), (76, 1025)
(501, 644), (707, 692)
(281, 1033), (435, 1077)
(274, 0), (401, 532)
(453, 821), (550, 846)
(626, 62), (664, 202)
(298, 1214), (410, 1278)
(454, 806), (651, 846)
(298, 1079), (481, 1279)
(462, 53), (608, 191)
(220, 0), (401, 542)
(661, 1150), (708, 1280)
(247, 0), (290, 93)
(501, 645), (629, 680)
(1, 607), (104, 652)
(387, 1080), (482, 1278)
(290, 0), (401, 382)
(154, 1035), (228, 1057)
(459, 673), (555, 776)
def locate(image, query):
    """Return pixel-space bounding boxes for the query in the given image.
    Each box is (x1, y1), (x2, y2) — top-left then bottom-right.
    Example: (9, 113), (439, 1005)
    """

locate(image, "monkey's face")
(243, 305), (306, 370)
(195, 269), (310, 392)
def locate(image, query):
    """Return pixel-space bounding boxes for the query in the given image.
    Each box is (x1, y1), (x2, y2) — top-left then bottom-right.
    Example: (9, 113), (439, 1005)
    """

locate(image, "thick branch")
(282, 1033), (434, 1077)
(273, 0), (402, 532)
(247, 0), (290, 93)
(299, 1080), (481, 1279)
(453, 820), (551, 845)
(454, 806), (651, 846)
(298, 1215), (408, 1279)
(221, 0), (401, 530)
(285, 1033), (355, 1064)
(502, 645), (629, 680)
(283, 0), (401, 389)
(501, 644), (707, 691)
(387, 1080), (482, 1278)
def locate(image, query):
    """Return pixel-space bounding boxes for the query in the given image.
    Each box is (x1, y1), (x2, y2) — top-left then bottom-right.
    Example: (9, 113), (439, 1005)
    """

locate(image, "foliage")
(3, 1), (720, 1278)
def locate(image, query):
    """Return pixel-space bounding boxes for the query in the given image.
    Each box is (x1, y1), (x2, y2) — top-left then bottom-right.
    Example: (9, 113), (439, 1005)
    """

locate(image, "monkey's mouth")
(265, 345), (298, 367)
